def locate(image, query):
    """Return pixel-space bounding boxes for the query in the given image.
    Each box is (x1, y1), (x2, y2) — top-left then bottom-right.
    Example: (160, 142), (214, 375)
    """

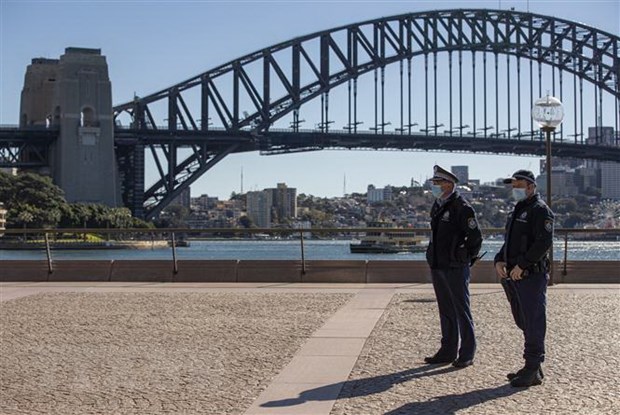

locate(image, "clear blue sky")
(1, 0), (618, 199)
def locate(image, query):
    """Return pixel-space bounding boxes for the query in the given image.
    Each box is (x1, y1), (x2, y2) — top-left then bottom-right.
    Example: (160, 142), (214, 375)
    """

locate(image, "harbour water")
(1, 240), (618, 261)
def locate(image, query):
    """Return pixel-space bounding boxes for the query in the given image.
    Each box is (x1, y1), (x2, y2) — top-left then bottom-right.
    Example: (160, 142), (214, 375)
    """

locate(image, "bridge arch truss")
(113, 9), (620, 218)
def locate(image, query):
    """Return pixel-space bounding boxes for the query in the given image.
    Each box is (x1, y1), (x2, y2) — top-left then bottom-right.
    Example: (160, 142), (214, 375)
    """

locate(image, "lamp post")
(532, 94), (564, 285)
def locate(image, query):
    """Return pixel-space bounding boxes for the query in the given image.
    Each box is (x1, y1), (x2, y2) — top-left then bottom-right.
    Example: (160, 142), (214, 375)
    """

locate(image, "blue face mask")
(431, 184), (444, 198)
(512, 188), (527, 201)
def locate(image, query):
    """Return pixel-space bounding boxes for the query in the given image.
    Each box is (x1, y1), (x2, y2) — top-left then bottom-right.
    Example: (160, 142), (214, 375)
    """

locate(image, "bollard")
(44, 232), (53, 274)
(300, 229), (306, 275)
(171, 232), (178, 274)
(563, 232), (568, 276)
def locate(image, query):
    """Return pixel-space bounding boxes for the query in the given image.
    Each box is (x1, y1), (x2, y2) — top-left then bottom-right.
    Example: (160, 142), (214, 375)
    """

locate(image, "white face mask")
(431, 184), (444, 198)
(512, 188), (527, 201)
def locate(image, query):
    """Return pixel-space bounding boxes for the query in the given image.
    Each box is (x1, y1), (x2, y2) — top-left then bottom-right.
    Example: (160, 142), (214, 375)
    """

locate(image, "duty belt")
(507, 260), (548, 278)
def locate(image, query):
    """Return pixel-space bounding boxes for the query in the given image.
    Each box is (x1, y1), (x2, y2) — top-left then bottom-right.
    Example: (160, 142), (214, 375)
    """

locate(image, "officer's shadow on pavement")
(383, 383), (522, 415)
(260, 364), (523, 413)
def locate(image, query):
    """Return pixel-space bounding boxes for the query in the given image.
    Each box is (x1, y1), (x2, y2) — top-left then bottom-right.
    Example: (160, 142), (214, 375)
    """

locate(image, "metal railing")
(1, 227), (618, 278)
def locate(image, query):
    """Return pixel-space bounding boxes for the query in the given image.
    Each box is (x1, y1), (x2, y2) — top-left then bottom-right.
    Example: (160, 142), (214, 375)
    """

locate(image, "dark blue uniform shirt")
(426, 191), (482, 269)
(494, 193), (555, 271)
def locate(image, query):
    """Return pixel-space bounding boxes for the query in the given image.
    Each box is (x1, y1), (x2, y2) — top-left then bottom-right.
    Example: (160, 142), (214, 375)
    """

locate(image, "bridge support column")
(19, 47), (119, 207)
(116, 143), (145, 219)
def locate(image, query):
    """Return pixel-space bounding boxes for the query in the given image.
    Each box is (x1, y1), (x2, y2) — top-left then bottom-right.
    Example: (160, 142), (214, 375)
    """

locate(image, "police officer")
(494, 169), (554, 387)
(425, 165), (482, 368)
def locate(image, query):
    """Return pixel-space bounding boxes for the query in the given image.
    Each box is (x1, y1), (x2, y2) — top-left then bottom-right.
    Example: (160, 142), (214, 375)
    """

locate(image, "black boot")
(452, 358), (474, 368)
(507, 366), (544, 380)
(424, 351), (456, 364)
(510, 366), (543, 387)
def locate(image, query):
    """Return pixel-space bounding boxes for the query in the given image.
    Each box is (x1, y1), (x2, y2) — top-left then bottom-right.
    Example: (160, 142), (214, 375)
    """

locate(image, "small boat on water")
(350, 222), (428, 254)
(168, 239), (191, 247)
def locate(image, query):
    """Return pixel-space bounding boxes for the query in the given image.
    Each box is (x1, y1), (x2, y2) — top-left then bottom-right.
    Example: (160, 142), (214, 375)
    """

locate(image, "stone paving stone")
(245, 287), (394, 415)
(331, 290), (620, 415)
(0, 292), (352, 415)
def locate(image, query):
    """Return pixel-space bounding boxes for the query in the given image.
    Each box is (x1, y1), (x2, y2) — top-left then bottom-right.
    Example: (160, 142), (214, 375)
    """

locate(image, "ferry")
(350, 222), (428, 254)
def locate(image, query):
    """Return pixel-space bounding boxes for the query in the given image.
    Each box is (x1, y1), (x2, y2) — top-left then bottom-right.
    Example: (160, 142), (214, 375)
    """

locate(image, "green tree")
(554, 198), (578, 214)
(238, 215), (253, 228)
(155, 205), (190, 228)
(17, 210), (34, 239)
(106, 207), (132, 228)
(0, 172), (66, 228)
(230, 192), (246, 204)
(563, 212), (590, 228)
(58, 203), (152, 229)
(129, 216), (154, 229)
(1, 172), (152, 230)
(583, 187), (601, 198)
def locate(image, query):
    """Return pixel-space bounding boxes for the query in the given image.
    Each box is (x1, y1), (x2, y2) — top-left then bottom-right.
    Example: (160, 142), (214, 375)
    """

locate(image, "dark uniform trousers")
(426, 191), (482, 361)
(495, 193), (554, 369)
(501, 272), (548, 367)
(431, 266), (476, 360)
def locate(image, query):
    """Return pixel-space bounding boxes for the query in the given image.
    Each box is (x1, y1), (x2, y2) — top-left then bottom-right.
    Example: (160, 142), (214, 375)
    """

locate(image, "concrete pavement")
(1, 282), (619, 414)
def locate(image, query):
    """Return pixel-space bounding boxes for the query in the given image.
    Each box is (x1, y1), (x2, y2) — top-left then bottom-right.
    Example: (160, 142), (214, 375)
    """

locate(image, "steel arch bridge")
(3, 9), (620, 218)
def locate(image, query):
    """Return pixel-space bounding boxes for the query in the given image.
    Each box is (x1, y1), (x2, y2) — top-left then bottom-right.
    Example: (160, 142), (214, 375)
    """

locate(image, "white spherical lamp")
(532, 95), (564, 130)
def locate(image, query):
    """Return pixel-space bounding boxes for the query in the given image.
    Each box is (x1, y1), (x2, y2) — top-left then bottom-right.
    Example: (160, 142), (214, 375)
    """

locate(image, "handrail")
(2, 227), (618, 235)
(2, 227), (617, 283)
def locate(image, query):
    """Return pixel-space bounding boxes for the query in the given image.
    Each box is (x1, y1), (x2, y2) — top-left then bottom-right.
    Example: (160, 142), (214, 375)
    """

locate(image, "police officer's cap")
(430, 165), (459, 184)
(503, 169), (536, 184)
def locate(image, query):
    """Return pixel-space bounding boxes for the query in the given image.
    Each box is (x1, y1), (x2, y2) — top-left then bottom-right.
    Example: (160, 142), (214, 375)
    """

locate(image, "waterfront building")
(187, 216), (232, 229)
(268, 183), (297, 220)
(170, 187), (191, 209)
(367, 185), (382, 203)
(292, 220), (312, 238)
(187, 197), (245, 228)
(588, 126), (617, 147)
(601, 162), (620, 199)
(576, 164), (601, 194)
(451, 165), (469, 184)
(246, 190), (273, 228)
(535, 127), (618, 199)
(367, 185), (393, 204)
(192, 194), (219, 210)
(584, 127), (620, 199)
(537, 165), (580, 197)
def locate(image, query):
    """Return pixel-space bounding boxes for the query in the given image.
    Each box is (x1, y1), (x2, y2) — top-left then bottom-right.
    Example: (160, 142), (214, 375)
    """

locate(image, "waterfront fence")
(1, 227), (618, 284)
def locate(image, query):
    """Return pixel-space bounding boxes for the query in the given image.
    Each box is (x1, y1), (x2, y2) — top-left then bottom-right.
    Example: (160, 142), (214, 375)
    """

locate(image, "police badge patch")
(520, 211), (528, 219)
(468, 217), (477, 229)
(544, 220), (553, 232)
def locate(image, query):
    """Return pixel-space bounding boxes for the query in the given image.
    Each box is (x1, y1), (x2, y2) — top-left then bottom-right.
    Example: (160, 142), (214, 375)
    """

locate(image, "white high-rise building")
(586, 127), (619, 199)
(601, 162), (620, 199)
(537, 166), (579, 197)
(367, 184), (392, 203)
(246, 190), (273, 228)
(588, 126), (617, 146)
(451, 165), (469, 184)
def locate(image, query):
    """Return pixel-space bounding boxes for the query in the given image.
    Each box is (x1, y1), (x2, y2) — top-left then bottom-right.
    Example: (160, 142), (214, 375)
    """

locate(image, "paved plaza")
(1, 282), (619, 414)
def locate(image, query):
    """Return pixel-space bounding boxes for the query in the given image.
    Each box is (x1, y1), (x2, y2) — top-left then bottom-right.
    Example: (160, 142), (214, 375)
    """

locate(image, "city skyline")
(2, 0), (618, 199)
(201, 162), (495, 199)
